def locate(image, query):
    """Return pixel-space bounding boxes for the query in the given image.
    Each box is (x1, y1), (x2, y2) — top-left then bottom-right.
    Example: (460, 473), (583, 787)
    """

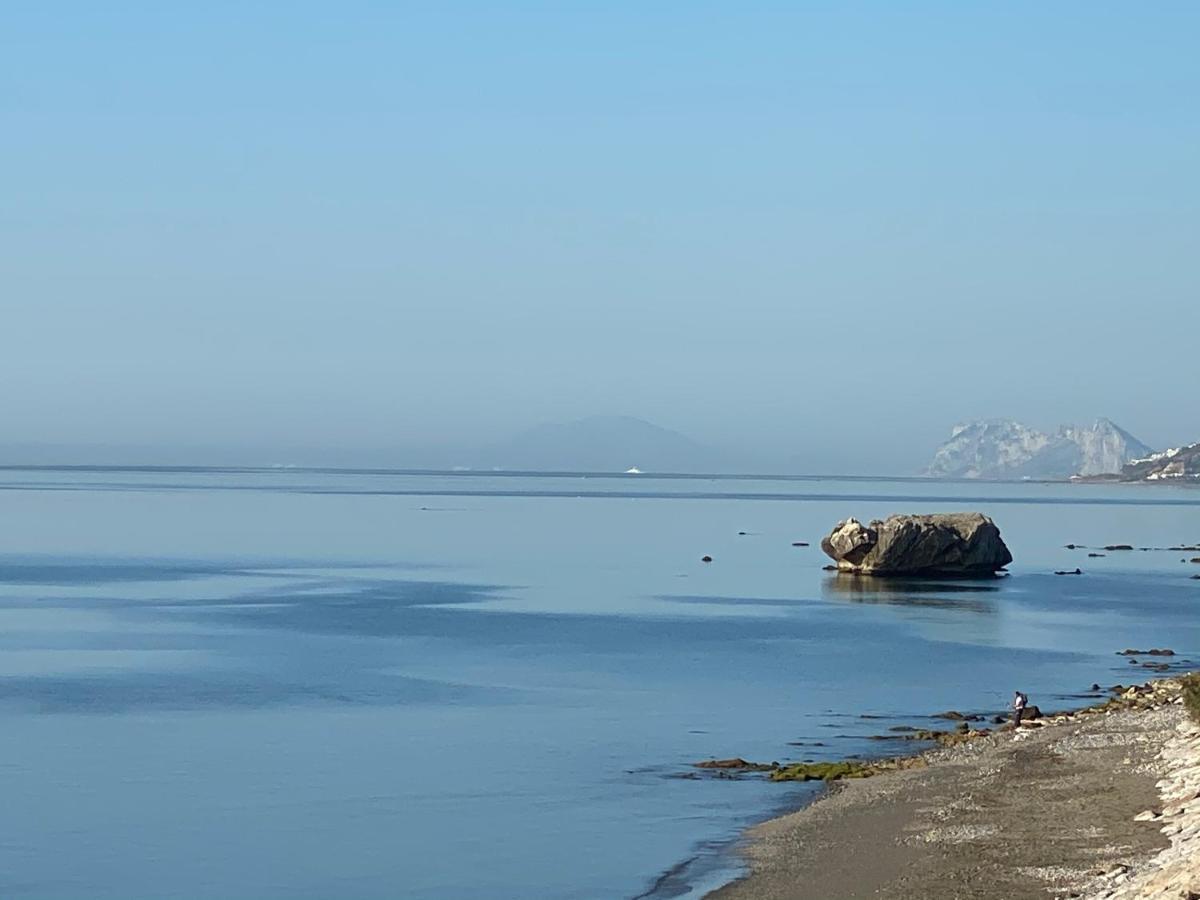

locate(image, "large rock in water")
(820, 513), (1012, 576)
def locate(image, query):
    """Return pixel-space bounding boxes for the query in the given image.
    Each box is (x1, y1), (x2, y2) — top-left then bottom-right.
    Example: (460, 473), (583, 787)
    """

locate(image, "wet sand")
(709, 703), (1182, 900)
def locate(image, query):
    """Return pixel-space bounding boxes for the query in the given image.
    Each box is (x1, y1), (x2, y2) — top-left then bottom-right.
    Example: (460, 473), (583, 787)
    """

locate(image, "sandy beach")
(709, 679), (1199, 900)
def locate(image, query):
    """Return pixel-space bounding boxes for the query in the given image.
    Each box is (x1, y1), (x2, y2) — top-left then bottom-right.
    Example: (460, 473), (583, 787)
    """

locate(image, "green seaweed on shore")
(770, 752), (934, 782)
(770, 761), (877, 782)
(869, 727), (970, 743)
(1183, 673), (1200, 724)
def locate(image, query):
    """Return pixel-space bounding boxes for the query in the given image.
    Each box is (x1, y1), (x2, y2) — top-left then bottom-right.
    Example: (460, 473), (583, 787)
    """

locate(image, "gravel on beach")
(709, 682), (1196, 900)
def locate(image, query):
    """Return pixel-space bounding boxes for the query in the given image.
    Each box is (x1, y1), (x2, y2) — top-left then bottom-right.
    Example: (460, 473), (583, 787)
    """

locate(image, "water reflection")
(660, 594), (816, 609)
(820, 574), (1000, 613)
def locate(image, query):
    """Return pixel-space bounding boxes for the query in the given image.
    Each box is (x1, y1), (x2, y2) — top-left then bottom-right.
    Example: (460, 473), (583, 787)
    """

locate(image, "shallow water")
(0, 468), (1197, 898)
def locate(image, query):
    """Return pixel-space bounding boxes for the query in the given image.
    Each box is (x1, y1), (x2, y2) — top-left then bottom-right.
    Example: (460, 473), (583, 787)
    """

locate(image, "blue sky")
(3, 3), (1197, 470)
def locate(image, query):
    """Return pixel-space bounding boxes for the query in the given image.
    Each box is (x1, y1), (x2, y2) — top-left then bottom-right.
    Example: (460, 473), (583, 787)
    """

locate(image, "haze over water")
(1, 468), (1197, 898)
(6, 4), (1200, 473)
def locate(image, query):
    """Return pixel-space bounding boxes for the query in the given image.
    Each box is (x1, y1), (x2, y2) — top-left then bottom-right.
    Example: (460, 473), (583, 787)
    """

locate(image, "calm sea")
(0, 468), (1197, 899)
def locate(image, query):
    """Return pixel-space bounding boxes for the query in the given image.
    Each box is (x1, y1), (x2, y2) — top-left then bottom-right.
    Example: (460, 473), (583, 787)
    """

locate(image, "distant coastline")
(0, 460), (1196, 486)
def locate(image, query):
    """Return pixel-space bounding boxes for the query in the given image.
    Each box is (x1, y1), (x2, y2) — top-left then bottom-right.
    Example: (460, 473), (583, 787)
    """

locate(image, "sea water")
(0, 468), (1197, 899)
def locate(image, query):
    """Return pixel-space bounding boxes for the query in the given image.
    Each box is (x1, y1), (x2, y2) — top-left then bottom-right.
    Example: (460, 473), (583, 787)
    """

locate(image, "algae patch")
(771, 755), (930, 782)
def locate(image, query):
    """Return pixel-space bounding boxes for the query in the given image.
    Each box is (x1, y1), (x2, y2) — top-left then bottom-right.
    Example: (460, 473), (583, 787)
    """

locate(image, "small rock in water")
(737, 531), (747, 536)
(1104, 544), (1134, 551)
(701, 555), (713, 563)
(1088, 552), (1106, 558)
(1054, 568), (1083, 575)
(791, 541), (809, 547)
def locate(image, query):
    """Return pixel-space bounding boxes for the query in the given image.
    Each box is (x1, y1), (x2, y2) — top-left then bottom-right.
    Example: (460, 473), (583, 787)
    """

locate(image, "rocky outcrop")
(820, 513), (1013, 576)
(926, 418), (1151, 479)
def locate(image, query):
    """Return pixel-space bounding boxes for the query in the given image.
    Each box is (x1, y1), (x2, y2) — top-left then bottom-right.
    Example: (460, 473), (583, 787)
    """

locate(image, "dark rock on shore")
(991, 707), (1041, 721)
(933, 711), (984, 722)
(820, 513), (1012, 576)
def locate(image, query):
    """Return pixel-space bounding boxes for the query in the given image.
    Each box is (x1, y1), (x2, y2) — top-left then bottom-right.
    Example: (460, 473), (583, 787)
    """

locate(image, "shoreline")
(704, 677), (1198, 900)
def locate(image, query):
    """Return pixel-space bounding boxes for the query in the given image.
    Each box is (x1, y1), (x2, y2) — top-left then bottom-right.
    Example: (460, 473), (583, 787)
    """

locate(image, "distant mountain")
(925, 418), (1152, 480)
(482, 416), (733, 473)
(1112, 443), (1200, 482)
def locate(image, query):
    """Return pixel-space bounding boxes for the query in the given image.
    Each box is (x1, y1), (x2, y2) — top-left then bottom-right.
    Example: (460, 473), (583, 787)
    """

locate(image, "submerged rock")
(820, 513), (1012, 577)
(693, 757), (770, 770)
(932, 710), (984, 722)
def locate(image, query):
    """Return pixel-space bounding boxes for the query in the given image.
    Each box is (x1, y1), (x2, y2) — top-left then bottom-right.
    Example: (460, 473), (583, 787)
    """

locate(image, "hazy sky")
(4, 3), (1198, 471)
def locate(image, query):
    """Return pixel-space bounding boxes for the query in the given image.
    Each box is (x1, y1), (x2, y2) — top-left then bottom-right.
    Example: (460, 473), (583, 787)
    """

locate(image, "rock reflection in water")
(821, 573), (999, 613)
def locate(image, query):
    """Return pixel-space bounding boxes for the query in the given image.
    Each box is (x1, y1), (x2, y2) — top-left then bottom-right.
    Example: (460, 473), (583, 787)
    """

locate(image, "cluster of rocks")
(773, 680), (1194, 785)
(1083, 688), (1200, 899)
(693, 677), (1193, 783)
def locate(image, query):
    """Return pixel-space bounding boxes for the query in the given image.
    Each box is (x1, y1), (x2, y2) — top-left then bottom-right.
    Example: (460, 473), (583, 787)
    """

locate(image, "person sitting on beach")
(1012, 690), (1028, 727)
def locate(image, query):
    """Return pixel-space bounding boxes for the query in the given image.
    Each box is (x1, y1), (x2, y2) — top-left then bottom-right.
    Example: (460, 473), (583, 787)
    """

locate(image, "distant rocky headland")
(1096, 442), (1200, 484)
(925, 418), (1152, 480)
